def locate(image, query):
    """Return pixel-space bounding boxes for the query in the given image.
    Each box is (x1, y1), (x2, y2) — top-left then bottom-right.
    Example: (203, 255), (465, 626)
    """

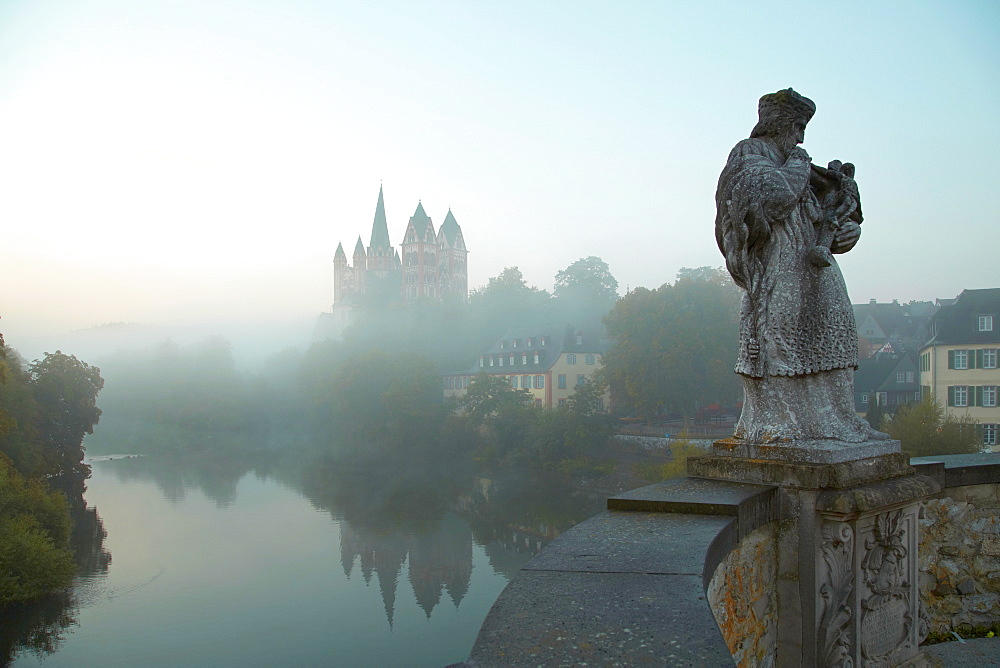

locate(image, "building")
(853, 352), (921, 413)
(853, 298), (936, 360)
(443, 323), (608, 409)
(918, 288), (1000, 451)
(333, 186), (469, 308)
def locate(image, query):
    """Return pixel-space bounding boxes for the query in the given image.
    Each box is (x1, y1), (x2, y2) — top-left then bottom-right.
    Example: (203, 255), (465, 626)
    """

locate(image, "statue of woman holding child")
(716, 88), (886, 445)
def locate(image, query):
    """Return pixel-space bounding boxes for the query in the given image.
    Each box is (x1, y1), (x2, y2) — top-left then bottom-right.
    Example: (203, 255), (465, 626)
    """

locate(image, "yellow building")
(443, 323), (608, 410)
(918, 288), (1000, 451)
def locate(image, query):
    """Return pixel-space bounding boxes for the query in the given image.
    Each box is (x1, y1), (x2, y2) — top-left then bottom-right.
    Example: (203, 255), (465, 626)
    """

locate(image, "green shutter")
(948, 386), (955, 406)
(970, 350), (978, 369)
(977, 349), (985, 369)
(948, 350), (955, 369)
(974, 386), (983, 407)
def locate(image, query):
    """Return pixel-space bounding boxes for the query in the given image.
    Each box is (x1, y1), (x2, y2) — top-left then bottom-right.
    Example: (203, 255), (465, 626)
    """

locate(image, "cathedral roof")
(407, 201), (434, 240)
(438, 209), (462, 247)
(334, 242), (346, 261)
(354, 236), (366, 256)
(369, 185), (392, 251)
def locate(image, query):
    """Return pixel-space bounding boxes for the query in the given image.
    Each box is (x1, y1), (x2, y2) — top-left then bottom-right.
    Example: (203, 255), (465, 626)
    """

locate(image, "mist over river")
(4, 453), (606, 666)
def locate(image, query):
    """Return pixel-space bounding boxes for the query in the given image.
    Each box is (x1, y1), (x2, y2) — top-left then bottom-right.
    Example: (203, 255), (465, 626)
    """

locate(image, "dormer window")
(533, 352), (540, 364)
(979, 315), (994, 332)
(541, 337), (547, 347)
(489, 356), (495, 367)
(527, 338), (533, 348)
(522, 353), (528, 365)
(512, 339), (518, 348)
(576, 334), (583, 345)
(500, 341), (505, 350)
(479, 356), (484, 368)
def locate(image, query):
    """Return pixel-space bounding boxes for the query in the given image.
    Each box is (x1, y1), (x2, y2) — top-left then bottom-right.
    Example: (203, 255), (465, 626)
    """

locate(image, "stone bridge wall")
(914, 456), (1000, 637)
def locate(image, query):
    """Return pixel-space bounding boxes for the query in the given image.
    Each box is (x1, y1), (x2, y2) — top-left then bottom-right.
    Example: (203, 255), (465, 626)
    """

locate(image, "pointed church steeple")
(334, 242), (347, 262)
(369, 185), (392, 251)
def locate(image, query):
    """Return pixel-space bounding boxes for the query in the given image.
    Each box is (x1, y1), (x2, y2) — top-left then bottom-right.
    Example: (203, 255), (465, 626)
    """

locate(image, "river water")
(4, 454), (607, 666)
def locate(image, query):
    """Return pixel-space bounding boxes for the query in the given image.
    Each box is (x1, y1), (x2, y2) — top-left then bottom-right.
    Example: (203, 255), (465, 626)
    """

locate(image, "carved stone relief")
(819, 520), (854, 667)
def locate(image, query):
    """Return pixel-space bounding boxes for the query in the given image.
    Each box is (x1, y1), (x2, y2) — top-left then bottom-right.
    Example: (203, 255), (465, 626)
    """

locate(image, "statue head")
(750, 88), (816, 143)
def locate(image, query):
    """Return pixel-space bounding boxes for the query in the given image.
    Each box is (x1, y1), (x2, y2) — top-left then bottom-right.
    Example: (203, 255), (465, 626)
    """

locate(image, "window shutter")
(948, 350), (955, 369)
(969, 350), (978, 369)
(977, 349), (985, 369)
(948, 386), (955, 406)
(975, 386), (984, 407)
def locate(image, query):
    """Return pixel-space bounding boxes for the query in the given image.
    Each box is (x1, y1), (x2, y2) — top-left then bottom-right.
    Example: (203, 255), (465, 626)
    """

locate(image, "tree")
(602, 267), (741, 419)
(552, 257), (619, 332)
(884, 395), (982, 457)
(865, 394), (886, 431)
(29, 351), (104, 477)
(458, 373), (533, 427)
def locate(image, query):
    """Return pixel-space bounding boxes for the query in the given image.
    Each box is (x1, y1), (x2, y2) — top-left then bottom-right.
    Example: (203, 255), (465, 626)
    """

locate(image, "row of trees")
(0, 334), (105, 606)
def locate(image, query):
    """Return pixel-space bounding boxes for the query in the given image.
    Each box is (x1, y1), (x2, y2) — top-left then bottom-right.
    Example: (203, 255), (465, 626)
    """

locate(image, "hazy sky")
(2, 0), (998, 355)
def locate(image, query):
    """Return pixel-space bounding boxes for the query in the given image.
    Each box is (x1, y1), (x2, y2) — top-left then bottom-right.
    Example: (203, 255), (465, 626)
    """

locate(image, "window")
(527, 337), (533, 348)
(534, 398), (543, 407)
(577, 374), (585, 386)
(983, 424), (997, 446)
(522, 375), (531, 388)
(951, 350), (969, 370)
(906, 371), (914, 383)
(585, 354), (595, 365)
(876, 392), (887, 406)
(479, 357), (484, 368)
(489, 356), (494, 367)
(534, 375), (544, 389)
(541, 337), (547, 347)
(576, 334), (583, 345)
(444, 377), (454, 389)
(949, 385), (969, 407)
(510, 376), (518, 388)
(983, 385), (997, 407)
(558, 398), (567, 408)
(512, 339), (518, 348)
(861, 392), (869, 404)
(522, 353), (528, 365)
(533, 352), (539, 364)
(920, 352), (931, 372)
(567, 354), (577, 365)
(979, 315), (994, 332)
(500, 340), (505, 350)
(982, 349), (998, 369)
(896, 371), (906, 384)
(558, 374), (567, 389)
(509, 355), (515, 366)
(498, 356), (504, 367)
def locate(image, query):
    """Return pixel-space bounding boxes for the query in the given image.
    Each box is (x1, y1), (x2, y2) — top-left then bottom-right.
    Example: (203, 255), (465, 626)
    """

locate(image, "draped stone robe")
(716, 137), (884, 444)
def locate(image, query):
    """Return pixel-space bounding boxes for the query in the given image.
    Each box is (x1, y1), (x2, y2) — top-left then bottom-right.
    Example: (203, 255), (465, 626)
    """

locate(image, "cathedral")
(332, 186), (469, 308)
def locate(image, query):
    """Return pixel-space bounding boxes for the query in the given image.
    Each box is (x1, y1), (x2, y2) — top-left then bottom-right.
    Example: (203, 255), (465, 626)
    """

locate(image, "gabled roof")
(438, 209), (463, 248)
(446, 323), (607, 375)
(369, 185), (392, 251)
(923, 288), (1000, 347)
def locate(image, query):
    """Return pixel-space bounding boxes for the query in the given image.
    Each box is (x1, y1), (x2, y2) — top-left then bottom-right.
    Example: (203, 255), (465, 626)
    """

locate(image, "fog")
(2, 1), (998, 366)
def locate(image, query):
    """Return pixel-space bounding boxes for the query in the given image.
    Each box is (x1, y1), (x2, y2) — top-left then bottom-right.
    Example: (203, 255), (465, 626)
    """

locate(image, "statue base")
(710, 436), (900, 465)
(689, 450), (940, 666)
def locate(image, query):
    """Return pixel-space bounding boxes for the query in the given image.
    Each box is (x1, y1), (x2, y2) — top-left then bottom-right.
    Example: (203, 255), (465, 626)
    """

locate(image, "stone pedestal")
(689, 441), (940, 667)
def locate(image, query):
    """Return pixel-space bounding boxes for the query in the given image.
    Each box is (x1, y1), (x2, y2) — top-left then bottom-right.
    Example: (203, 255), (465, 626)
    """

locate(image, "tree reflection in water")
(1, 484), (111, 665)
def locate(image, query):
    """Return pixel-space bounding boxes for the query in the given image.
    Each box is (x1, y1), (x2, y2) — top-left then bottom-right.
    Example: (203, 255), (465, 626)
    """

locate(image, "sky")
(1, 0), (998, 361)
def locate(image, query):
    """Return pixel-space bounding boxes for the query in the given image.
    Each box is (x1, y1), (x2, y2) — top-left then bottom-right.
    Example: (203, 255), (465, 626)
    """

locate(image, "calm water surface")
(6, 455), (604, 666)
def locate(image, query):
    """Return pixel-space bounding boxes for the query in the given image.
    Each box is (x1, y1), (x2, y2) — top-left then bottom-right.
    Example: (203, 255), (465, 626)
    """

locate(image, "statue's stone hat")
(750, 88), (816, 138)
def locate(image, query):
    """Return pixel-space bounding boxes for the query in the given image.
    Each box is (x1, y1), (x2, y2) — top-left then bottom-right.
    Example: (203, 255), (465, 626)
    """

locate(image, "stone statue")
(715, 88), (887, 445)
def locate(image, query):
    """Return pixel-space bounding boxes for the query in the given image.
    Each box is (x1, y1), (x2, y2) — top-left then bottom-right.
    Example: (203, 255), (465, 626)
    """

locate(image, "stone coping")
(910, 452), (1000, 489)
(466, 477), (779, 666)
(463, 454), (1000, 666)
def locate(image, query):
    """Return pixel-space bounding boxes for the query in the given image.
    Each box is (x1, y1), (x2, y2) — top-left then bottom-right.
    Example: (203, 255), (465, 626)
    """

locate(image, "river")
(3, 453), (608, 666)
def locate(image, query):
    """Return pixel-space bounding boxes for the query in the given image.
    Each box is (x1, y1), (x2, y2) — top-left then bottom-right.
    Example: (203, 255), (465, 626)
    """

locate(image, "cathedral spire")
(369, 185), (392, 251)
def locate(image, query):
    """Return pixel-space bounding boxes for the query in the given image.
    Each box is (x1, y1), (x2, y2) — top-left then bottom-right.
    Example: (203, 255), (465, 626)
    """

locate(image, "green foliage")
(459, 373), (533, 426)
(865, 394), (886, 431)
(553, 256), (619, 331)
(603, 267), (741, 419)
(29, 352), (104, 477)
(884, 396), (982, 457)
(0, 457), (75, 605)
(634, 438), (705, 482)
